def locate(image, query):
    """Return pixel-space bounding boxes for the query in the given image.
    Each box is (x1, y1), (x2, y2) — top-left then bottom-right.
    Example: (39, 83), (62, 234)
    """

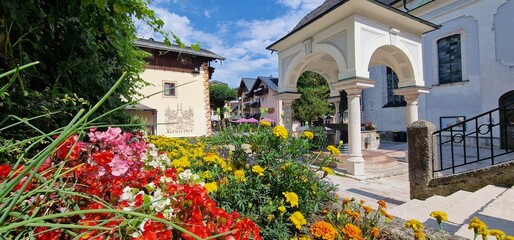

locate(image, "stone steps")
(390, 185), (514, 238)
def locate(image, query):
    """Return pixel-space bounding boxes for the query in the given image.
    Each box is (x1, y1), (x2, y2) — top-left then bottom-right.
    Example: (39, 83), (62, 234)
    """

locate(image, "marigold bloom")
(469, 217), (488, 234)
(430, 210), (448, 224)
(489, 229), (505, 239)
(283, 191), (299, 208)
(326, 145), (340, 155)
(405, 219), (424, 231)
(377, 200), (387, 209)
(322, 167), (334, 175)
(414, 229), (426, 240)
(252, 165), (265, 176)
(278, 205), (286, 213)
(272, 125), (288, 140)
(302, 131), (314, 140)
(204, 182), (218, 193)
(370, 227), (380, 238)
(342, 223), (362, 239)
(234, 170), (246, 182)
(310, 221), (338, 240)
(289, 211), (307, 230)
(260, 121), (272, 127)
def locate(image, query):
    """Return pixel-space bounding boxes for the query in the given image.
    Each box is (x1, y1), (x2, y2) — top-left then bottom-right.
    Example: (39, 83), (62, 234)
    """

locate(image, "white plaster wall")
(137, 69), (209, 137)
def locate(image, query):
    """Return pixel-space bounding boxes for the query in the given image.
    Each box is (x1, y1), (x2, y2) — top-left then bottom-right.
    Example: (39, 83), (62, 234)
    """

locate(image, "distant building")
(126, 38), (224, 137)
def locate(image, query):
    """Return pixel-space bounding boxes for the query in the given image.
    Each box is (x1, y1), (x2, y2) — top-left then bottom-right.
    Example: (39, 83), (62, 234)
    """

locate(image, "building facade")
(127, 38), (224, 137)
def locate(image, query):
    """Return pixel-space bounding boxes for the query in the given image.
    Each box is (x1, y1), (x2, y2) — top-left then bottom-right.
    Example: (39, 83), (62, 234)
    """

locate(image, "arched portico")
(269, 0), (437, 177)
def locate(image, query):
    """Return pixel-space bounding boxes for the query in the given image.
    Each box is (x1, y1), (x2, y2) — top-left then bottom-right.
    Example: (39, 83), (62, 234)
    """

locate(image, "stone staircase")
(389, 185), (514, 238)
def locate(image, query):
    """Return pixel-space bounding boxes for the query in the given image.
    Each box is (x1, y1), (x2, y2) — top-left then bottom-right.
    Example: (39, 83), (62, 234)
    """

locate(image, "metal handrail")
(432, 102), (514, 176)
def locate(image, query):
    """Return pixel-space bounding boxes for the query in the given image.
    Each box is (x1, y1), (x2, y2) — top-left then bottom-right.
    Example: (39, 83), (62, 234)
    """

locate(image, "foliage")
(0, 0), (182, 162)
(209, 83), (237, 121)
(292, 71), (335, 126)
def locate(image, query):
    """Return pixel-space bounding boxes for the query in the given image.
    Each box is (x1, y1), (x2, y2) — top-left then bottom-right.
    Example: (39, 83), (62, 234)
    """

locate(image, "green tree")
(292, 71), (335, 126)
(0, 0), (188, 161)
(209, 83), (237, 122)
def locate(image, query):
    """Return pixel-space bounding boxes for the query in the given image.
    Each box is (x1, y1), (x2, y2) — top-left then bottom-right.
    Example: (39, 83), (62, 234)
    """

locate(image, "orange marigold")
(342, 223), (362, 239)
(310, 221), (338, 240)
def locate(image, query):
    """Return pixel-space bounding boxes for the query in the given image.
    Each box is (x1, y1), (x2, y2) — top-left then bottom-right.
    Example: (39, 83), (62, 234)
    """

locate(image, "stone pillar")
(394, 86), (430, 125)
(408, 120), (437, 200)
(276, 93), (301, 134)
(331, 78), (375, 177)
(346, 89), (365, 176)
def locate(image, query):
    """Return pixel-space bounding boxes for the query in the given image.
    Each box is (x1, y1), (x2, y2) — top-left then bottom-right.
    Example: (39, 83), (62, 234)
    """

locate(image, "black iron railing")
(432, 102), (514, 176)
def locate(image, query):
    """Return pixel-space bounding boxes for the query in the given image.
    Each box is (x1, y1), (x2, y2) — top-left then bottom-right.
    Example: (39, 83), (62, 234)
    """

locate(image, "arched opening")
(499, 90), (514, 150)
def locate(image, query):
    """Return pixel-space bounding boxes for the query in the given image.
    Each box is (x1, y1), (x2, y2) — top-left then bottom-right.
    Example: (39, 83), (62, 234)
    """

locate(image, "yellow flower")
(469, 217), (488, 234)
(204, 182), (218, 193)
(490, 229), (505, 239)
(405, 219), (424, 231)
(342, 223), (362, 239)
(310, 221), (338, 240)
(278, 205), (286, 213)
(283, 191), (299, 208)
(234, 169), (246, 182)
(302, 131), (314, 140)
(272, 125), (288, 140)
(370, 227), (380, 238)
(322, 166), (334, 175)
(326, 145), (340, 155)
(252, 165), (265, 176)
(430, 210), (448, 224)
(414, 230), (426, 240)
(289, 211), (307, 230)
(260, 121), (272, 127)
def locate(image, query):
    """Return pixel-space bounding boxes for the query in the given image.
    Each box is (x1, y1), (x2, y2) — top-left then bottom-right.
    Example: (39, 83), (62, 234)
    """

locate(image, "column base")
(346, 155), (365, 176)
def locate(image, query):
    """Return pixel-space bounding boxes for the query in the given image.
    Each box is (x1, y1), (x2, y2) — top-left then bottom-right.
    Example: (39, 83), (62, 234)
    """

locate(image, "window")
(437, 34), (462, 84)
(384, 67), (406, 107)
(163, 82), (176, 97)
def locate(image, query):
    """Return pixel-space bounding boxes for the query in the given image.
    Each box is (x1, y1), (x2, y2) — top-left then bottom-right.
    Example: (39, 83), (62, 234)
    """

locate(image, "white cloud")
(140, 0), (325, 87)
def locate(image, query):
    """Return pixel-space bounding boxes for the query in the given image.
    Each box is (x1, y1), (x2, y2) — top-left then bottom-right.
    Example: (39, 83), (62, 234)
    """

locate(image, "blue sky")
(137, 0), (325, 87)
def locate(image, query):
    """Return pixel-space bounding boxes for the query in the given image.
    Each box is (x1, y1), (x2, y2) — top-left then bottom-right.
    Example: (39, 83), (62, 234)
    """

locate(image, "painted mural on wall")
(165, 103), (194, 134)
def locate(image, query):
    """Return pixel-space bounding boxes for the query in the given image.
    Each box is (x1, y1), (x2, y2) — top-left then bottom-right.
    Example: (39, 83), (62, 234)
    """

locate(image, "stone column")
(331, 78), (375, 177)
(394, 86), (430, 125)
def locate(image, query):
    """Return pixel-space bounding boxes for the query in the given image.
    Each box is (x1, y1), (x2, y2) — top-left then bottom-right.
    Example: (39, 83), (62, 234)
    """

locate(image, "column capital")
(393, 86), (430, 99)
(331, 77), (375, 92)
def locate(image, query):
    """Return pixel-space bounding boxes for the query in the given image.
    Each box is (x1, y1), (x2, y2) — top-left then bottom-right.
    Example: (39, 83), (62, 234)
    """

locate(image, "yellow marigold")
(278, 205), (286, 213)
(272, 125), (288, 140)
(302, 131), (314, 140)
(233, 169), (246, 182)
(289, 211), (307, 230)
(469, 217), (488, 234)
(204, 182), (218, 193)
(202, 170), (213, 180)
(490, 229), (505, 239)
(322, 167), (334, 175)
(430, 211), (448, 224)
(370, 227), (380, 238)
(414, 230), (426, 240)
(310, 221), (338, 240)
(283, 192), (299, 208)
(171, 157), (190, 168)
(405, 219), (424, 231)
(326, 145), (340, 155)
(342, 223), (362, 239)
(260, 120), (272, 127)
(377, 200), (387, 209)
(363, 205), (373, 214)
(252, 165), (265, 176)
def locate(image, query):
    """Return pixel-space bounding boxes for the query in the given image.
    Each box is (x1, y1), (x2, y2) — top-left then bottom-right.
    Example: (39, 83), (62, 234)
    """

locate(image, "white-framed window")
(163, 81), (177, 97)
(437, 34), (462, 84)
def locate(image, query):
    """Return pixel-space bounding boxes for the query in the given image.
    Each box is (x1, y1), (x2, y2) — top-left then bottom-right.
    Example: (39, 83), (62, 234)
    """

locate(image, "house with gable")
(126, 38), (224, 137)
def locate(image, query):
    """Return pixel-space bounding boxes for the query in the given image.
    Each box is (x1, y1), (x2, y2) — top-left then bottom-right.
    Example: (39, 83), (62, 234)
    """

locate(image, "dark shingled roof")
(136, 38), (225, 60)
